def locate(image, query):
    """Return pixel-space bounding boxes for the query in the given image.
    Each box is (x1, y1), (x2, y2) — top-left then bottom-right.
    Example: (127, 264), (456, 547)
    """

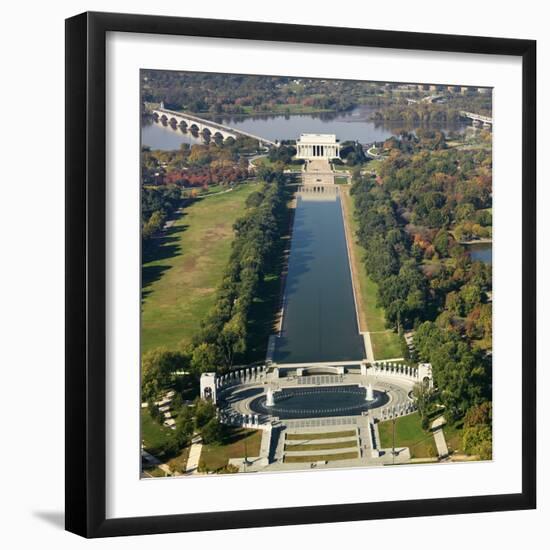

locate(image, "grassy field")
(341, 190), (404, 360)
(378, 412), (437, 459)
(141, 409), (190, 473)
(199, 427), (262, 472)
(284, 440), (357, 452)
(142, 467), (169, 478)
(141, 183), (257, 353)
(284, 451), (358, 463)
(140, 408), (174, 455)
(285, 430), (356, 441)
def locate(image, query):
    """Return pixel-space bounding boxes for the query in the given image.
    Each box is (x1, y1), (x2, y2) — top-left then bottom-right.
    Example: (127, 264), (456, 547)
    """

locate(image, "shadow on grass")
(222, 426), (257, 446)
(141, 209), (191, 303)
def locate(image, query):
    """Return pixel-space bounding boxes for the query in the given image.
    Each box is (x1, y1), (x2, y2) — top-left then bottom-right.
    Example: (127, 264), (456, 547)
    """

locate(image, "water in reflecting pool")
(273, 191), (365, 364)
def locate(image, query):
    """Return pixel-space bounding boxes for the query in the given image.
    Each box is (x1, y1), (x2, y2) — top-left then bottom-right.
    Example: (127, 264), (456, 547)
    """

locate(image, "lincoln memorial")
(296, 133), (341, 160)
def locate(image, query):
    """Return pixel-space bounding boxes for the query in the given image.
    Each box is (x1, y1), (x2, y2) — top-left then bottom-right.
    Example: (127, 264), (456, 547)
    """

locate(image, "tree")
(412, 383), (433, 429)
(194, 399), (217, 429)
(141, 348), (187, 402)
(459, 283), (483, 315)
(433, 229), (450, 257)
(463, 425), (492, 460)
(219, 314), (247, 368)
(201, 417), (225, 445)
(464, 401), (492, 428)
(190, 342), (223, 374)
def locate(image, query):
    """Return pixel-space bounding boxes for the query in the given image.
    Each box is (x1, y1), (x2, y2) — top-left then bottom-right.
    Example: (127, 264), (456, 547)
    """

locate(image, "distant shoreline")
(460, 238), (492, 245)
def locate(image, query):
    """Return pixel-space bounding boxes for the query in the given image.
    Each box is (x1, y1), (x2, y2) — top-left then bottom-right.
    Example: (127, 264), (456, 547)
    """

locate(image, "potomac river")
(141, 105), (468, 150)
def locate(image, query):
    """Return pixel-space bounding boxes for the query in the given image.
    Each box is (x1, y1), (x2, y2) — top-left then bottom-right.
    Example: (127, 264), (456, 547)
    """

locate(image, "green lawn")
(140, 409), (173, 455)
(285, 440), (357, 452)
(142, 467), (169, 478)
(199, 427), (262, 472)
(370, 331), (403, 360)
(334, 175), (349, 185)
(284, 451), (358, 463)
(141, 183), (257, 353)
(342, 191), (404, 360)
(378, 412), (437, 459)
(285, 430), (356, 441)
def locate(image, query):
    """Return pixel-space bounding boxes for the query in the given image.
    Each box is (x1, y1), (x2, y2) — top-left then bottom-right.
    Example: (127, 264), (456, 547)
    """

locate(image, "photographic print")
(139, 70), (493, 478)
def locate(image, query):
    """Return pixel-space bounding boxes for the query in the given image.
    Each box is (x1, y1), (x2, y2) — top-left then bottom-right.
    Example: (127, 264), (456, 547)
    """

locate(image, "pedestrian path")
(431, 416), (449, 458)
(185, 438), (203, 475)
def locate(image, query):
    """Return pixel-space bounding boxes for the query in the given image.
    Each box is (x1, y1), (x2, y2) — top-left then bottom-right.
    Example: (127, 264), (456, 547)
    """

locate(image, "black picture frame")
(65, 11), (536, 538)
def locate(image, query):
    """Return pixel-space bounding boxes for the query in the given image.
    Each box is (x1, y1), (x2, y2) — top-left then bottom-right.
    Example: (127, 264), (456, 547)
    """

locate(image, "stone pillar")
(200, 372), (217, 404)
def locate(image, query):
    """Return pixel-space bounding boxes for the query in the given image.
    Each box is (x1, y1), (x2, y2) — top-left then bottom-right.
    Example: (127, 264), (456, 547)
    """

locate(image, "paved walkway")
(302, 159), (335, 185)
(432, 416), (449, 458)
(185, 439), (203, 475)
(141, 449), (174, 477)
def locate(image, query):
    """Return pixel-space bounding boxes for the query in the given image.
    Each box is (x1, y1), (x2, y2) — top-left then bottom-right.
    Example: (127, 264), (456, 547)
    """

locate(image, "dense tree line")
(141, 185), (182, 241)
(378, 135), (492, 240)
(141, 70), (383, 116)
(351, 131), (492, 431)
(372, 92), (492, 123)
(189, 176), (288, 373)
(413, 322), (490, 421)
(142, 139), (255, 185)
(164, 163), (249, 187)
(267, 143), (304, 165)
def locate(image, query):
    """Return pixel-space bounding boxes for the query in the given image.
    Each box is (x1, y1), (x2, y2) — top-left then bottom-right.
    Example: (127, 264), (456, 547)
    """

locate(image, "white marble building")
(296, 133), (340, 160)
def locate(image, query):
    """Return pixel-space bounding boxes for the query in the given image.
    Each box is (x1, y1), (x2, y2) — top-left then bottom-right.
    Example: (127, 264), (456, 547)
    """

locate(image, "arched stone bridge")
(460, 111), (493, 128)
(151, 105), (278, 146)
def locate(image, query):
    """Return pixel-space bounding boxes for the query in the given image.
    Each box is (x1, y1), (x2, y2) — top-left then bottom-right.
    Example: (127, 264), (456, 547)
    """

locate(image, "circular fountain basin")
(249, 385), (389, 419)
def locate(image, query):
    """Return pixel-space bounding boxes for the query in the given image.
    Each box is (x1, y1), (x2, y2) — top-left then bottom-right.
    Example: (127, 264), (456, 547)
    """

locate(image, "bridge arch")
(151, 107), (278, 147)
